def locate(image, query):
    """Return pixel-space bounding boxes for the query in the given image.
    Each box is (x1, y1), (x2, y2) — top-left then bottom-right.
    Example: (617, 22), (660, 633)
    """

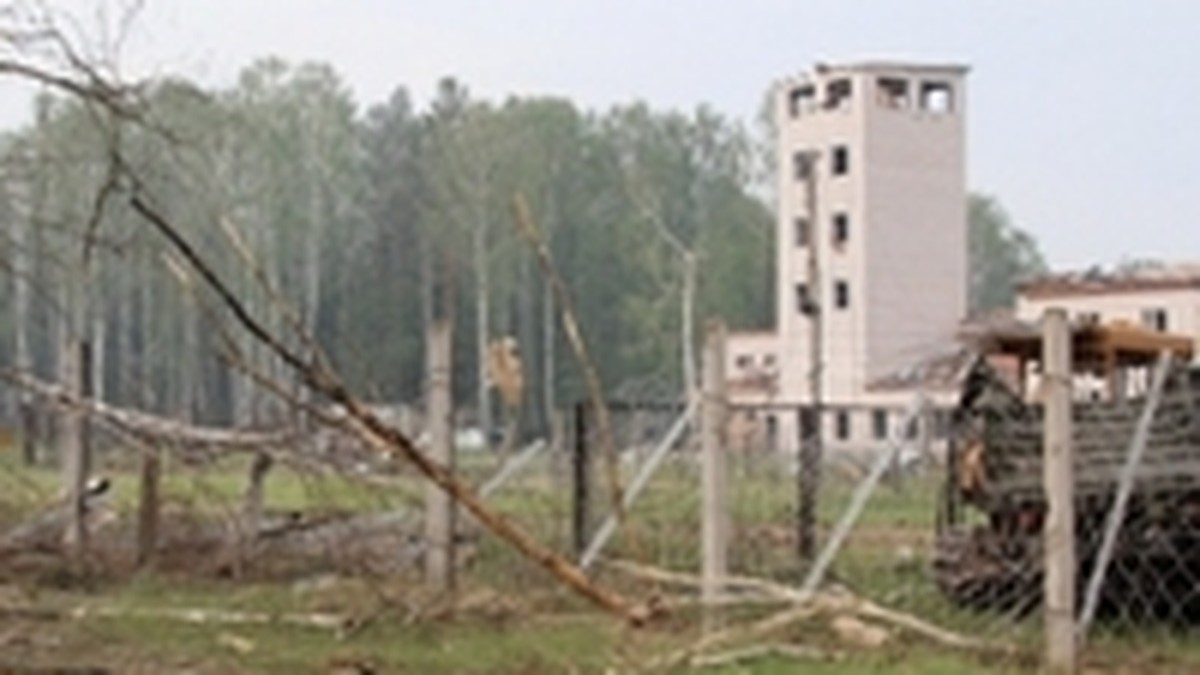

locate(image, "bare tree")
(0, 5), (650, 624)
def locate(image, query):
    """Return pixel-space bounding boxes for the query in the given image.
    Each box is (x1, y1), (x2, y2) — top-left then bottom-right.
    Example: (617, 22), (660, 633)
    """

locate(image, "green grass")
(15, 574), (1033, 674)
(4, 446), (1200, 672)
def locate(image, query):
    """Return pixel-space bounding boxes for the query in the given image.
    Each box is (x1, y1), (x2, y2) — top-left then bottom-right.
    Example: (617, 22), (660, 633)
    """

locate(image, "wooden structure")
(935, 320), (1200, 619)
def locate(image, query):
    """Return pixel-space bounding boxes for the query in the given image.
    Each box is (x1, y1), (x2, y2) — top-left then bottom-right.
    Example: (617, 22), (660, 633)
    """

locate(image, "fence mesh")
(3, 363), (1200, 671)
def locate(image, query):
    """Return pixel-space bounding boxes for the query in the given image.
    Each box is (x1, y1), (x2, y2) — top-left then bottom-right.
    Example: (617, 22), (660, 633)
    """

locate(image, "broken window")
(919, 81), (953, 113)
(825, 78), (852, 110)
(794, 217), (810, 247)
(834, 280), (850, 309)
(794, 150), (815, 181)
(788, 84), (815, 117)
(835, 411), (851, 441)
(876, 77), (909, 109)
(831, 145), (849, 176)
(832, 212), (849, 246)
(872, 409), (889, 440)
(1141, 308), (1169, 332)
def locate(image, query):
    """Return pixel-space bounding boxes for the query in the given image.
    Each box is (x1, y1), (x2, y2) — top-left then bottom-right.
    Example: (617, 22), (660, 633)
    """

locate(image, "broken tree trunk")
(3, 370), (298, 452)
(131, 192), (648, 625)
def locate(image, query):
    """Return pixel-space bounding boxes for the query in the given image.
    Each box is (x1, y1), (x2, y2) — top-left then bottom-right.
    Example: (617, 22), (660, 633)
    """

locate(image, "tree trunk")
(542, 282), (556, 443)
(682, 253), (698, 402)
(12, 183), (35, 465)
(474, 219), (492, 449)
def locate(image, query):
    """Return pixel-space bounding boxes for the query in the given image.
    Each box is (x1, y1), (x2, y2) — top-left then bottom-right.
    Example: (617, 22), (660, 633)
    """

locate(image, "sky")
(2, 1), (1198, 270)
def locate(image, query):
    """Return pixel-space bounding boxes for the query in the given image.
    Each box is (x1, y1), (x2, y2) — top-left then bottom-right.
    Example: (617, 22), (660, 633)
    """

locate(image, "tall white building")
(728, 61), (969, 450)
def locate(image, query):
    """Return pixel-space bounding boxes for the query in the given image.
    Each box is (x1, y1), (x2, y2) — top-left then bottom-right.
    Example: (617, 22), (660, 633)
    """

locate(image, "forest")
(0, 58), (779, 446)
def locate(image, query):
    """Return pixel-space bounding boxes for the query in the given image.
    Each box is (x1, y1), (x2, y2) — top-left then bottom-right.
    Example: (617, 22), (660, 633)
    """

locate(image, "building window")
(800, 407), (818, 439)
(835, 411), (851, 441)
(794, 217), (810, 247)
(825, 78), (852, 110)
(831, 145), (849, 176)
(832, 212), (849, 245)
(795, 283), (814, 315)
(872, 409), (889, 440)
(919, 81), (954, 113)
(735, 354), (752, 369)
(834, 280), (850, 309)
(788, 84), (815, 117)
(793, 151), (814, 180)
(1141, 308), (1168, 332)
(763, 354), (777, 368)
(1078, 311), (1101, 326)
(876, 77), (909, 109)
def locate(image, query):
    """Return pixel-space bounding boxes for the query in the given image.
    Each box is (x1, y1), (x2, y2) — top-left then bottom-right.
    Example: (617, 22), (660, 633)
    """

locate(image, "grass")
(2, 445), (1199, 672)
(10, 575), (1030, 674)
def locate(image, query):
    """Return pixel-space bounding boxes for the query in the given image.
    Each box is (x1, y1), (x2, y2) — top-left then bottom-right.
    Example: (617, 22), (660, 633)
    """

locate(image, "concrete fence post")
(1042, 308), (1076, 673)
(701, 320), (729, 627)
(425, 320), (456, 592)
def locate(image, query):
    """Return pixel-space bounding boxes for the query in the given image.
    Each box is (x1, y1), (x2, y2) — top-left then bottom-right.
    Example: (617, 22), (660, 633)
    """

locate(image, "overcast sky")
(2, 1), (1198, 270)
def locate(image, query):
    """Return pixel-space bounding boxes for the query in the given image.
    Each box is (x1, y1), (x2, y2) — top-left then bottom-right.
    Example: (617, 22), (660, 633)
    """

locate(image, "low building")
(1016, 264), (1200, 360)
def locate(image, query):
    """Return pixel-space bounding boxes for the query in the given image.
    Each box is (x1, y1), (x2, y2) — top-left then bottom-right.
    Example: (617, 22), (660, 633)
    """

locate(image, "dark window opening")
(834, 280), (850, 309)
(876, 77), (910, 109)
(763, 354), (777, 368)
(800, 407), (818, 440)
(794, 217), (810, 247)
(794, 151), (814, 181)
(735, 354), (752, 369)
(825, 78), (852, 110)
(835, 411), (851, 441)
(831, 145), (849, 176)
(904, 417), (919, 441)
(1141, 308), (1168, 332)
(765, 414), (779, 450)
(788, 84), (815, 117)
(1078, 311), (1101, 326)
(872, 409), (889, 440)
(919, 81), (953, 113)
(795, 283), (815, 315)
(832, 212), (849, 246)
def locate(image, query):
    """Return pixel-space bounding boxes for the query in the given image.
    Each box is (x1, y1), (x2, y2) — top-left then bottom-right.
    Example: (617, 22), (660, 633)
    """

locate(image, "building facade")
(1016, 267), (1200, 358)
(727, 61), (969, 452)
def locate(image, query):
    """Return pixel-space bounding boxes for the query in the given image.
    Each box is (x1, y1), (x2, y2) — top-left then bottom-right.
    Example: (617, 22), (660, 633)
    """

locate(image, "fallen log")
(1, 370), (297, 452)
(604, 558), (1006, 656)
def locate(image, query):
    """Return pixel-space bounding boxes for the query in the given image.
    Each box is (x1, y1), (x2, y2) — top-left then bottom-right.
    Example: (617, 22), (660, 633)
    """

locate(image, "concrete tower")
(777, 62), (967, 400)
(727, 61), (968, 450)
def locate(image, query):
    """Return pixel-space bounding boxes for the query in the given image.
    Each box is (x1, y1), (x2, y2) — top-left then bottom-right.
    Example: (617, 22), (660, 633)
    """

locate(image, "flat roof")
(977, 321), (1194, 367)
(1020, 276), (1200, 299)
(818, 60), (970, 75)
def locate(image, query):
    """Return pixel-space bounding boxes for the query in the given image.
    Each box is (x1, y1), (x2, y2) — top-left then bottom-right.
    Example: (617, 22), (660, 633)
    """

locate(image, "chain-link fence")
(4, 349), (1200, 671)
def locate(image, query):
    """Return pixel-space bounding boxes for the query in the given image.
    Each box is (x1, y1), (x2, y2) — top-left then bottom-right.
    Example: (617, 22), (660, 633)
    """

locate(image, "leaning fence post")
(425, 320), (456, 592)
(701, 320), (729, 626)
(1078, 350), (1172, 641)
(1042, 308), (1076, 673)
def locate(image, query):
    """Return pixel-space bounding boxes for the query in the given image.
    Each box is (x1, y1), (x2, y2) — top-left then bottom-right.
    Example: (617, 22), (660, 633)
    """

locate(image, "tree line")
(0, 57), (1047, 452)
(0, 58), (777, 446)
